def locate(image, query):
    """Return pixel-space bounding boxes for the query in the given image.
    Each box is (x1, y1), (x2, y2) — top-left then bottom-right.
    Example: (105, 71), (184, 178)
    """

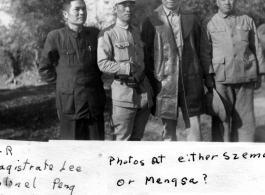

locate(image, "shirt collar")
(66, 25), (85, 38)
(218, 9), (237, 18)
(163, 5), (180, 16)
(116, 18), (132, 30)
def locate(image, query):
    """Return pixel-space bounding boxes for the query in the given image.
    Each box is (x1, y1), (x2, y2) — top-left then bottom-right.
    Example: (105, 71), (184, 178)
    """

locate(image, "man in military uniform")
(39, 0), (106, 140)
(142, 0), (205, 141)
(97, 0), (153, 141)
(201, 0), (265, 142)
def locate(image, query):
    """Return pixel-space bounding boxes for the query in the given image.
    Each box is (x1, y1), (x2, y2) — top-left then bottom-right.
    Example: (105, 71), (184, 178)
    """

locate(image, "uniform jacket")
(142, 5), (205, 119)
(200, 11), (265, 83)
(39, 26), (106, 120)
(97, 20), (153, 108)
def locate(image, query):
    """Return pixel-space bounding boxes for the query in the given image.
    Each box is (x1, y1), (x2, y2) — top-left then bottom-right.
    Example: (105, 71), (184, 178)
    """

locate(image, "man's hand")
(254, 75), (262, 90)
(205, 74), (215, 92)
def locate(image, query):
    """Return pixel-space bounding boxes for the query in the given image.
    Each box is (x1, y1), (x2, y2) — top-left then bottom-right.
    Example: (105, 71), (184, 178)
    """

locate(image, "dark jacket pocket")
(60, 49), (77, 68)
(59, 88), (75, 114)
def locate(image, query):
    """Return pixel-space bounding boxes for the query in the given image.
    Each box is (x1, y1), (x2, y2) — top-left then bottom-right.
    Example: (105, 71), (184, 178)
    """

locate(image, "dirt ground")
(0, 71), (264, 142)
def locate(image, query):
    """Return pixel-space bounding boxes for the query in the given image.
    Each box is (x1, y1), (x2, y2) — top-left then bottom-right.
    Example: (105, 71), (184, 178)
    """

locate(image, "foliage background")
(0, 0), (265, 80)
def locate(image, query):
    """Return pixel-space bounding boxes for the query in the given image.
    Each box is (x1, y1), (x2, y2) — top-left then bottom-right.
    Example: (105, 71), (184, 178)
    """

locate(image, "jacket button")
(164, 75), (168, 79)
(165, 58), (168, 61)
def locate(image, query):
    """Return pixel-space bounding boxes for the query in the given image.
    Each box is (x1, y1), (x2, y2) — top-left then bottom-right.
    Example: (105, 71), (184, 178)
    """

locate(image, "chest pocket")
(237, 26), (251, 42)
(114, 41), (130, 62)
(60, 49), (77, 68)
(209, 27), (226, 44)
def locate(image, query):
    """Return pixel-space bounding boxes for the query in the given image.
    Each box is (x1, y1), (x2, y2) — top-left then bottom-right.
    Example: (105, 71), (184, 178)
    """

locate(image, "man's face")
(161, 0), (180, 10)
(63, 0), (87, 26)
(115, 1), (136, 23)
(216, 0), (237, 15)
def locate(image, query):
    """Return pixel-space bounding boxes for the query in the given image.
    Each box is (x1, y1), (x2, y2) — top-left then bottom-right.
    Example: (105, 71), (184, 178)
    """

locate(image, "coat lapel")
(149, 5), (178, 54)
(180, 11), (194, 39)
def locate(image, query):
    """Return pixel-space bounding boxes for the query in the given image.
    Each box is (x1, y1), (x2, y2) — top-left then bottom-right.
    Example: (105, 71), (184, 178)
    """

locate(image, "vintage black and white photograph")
(1, 0), (265, 142)
(1, 0), (265, 194)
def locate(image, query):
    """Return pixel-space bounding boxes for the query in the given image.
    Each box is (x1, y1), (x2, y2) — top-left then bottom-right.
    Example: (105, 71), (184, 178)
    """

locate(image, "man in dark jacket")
(142, 0), (205, 141)
(39, 0), (106, 140)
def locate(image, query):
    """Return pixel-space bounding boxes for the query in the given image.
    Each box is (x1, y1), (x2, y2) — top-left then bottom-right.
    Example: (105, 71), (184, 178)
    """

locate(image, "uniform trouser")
(212, 82), (255, 142)
(111, 105), (151, 141)
(59, 112), (105, 140)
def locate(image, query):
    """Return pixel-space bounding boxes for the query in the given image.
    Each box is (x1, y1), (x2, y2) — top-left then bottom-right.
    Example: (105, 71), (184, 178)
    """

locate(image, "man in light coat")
(97, 0), (153, 141)
(200, 0), (265, 142)
(142, 0), (205, 141)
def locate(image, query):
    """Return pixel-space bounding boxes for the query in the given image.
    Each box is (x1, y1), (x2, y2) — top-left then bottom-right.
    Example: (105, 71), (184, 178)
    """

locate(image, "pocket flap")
(61, 50), (76, 55)
(237, 26), (251, 31)
(212, 57), (225, 64)
(138, 40), (145, 47)
(59, 87), (74, 94)
(115, 41), (130, 48)
(210, 27), (226, 33)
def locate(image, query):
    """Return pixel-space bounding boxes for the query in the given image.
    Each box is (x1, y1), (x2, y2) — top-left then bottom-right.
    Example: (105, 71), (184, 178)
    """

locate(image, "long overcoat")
(142, 5), (205, 120)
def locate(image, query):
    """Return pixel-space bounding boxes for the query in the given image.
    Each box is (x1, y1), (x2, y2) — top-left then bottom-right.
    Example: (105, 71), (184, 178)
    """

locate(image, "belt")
(114, 73), (146, 94)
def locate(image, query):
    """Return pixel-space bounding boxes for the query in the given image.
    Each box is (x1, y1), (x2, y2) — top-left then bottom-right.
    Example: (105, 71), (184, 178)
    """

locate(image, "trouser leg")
(88, 114), (105, 140)
(111, 105), (136, 141)
(59, 113), (104, 140)
(129, 107), (151, 141)
(59, 114), (76, 140)
(231, 82), (255, 142)
(112, 105), (150, 141)
(161, 119), (177, 141)
(186, 116), (201, 141)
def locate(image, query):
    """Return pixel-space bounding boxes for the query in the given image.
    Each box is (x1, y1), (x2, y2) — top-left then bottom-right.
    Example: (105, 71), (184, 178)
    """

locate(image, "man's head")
(216, 0), (237, 15)
(63, 0), (87, 27)
(114, 0), (136, 24)
(161, 0), (180, 10)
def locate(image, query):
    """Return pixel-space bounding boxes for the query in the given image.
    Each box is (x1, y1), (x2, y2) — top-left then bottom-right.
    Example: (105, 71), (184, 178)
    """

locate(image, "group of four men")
(39, 0), (265, 142)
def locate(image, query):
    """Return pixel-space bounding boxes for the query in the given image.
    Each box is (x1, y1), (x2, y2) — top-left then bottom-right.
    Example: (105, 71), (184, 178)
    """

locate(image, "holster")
(114, 72), (146, 94)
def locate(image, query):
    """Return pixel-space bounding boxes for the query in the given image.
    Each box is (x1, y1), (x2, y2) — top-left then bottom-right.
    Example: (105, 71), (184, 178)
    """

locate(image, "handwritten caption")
(109, 151), (265, 187)
(1, 145), (265, 194)
(0, 146), (80, 195)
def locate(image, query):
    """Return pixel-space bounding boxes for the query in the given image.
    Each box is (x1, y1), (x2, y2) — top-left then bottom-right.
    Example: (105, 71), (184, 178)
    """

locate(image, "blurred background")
(0, 0), (265, 141)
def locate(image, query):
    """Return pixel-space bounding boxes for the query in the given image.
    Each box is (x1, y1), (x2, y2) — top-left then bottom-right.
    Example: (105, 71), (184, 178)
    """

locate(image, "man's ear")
(63, 10), (69, 19)
(216, 1), (219, 8)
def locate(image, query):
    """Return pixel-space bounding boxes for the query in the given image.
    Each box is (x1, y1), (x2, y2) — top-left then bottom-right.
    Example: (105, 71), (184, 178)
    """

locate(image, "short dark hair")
(63, 0), (85, 11)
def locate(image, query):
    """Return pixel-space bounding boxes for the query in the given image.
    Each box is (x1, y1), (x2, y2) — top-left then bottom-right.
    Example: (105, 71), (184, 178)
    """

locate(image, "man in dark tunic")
(39, 0), (106, 140)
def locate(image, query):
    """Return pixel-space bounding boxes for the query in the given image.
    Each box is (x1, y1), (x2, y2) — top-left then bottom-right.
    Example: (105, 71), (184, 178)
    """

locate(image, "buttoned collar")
(66, 25), (86, 39)
(163, 5), (180, 16)
(116, 18), (132, 30)
(218, 9), (237, 18)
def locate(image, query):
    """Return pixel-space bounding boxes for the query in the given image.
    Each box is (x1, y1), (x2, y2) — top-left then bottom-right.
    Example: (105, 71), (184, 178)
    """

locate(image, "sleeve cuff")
(118, 62), (130, 75)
